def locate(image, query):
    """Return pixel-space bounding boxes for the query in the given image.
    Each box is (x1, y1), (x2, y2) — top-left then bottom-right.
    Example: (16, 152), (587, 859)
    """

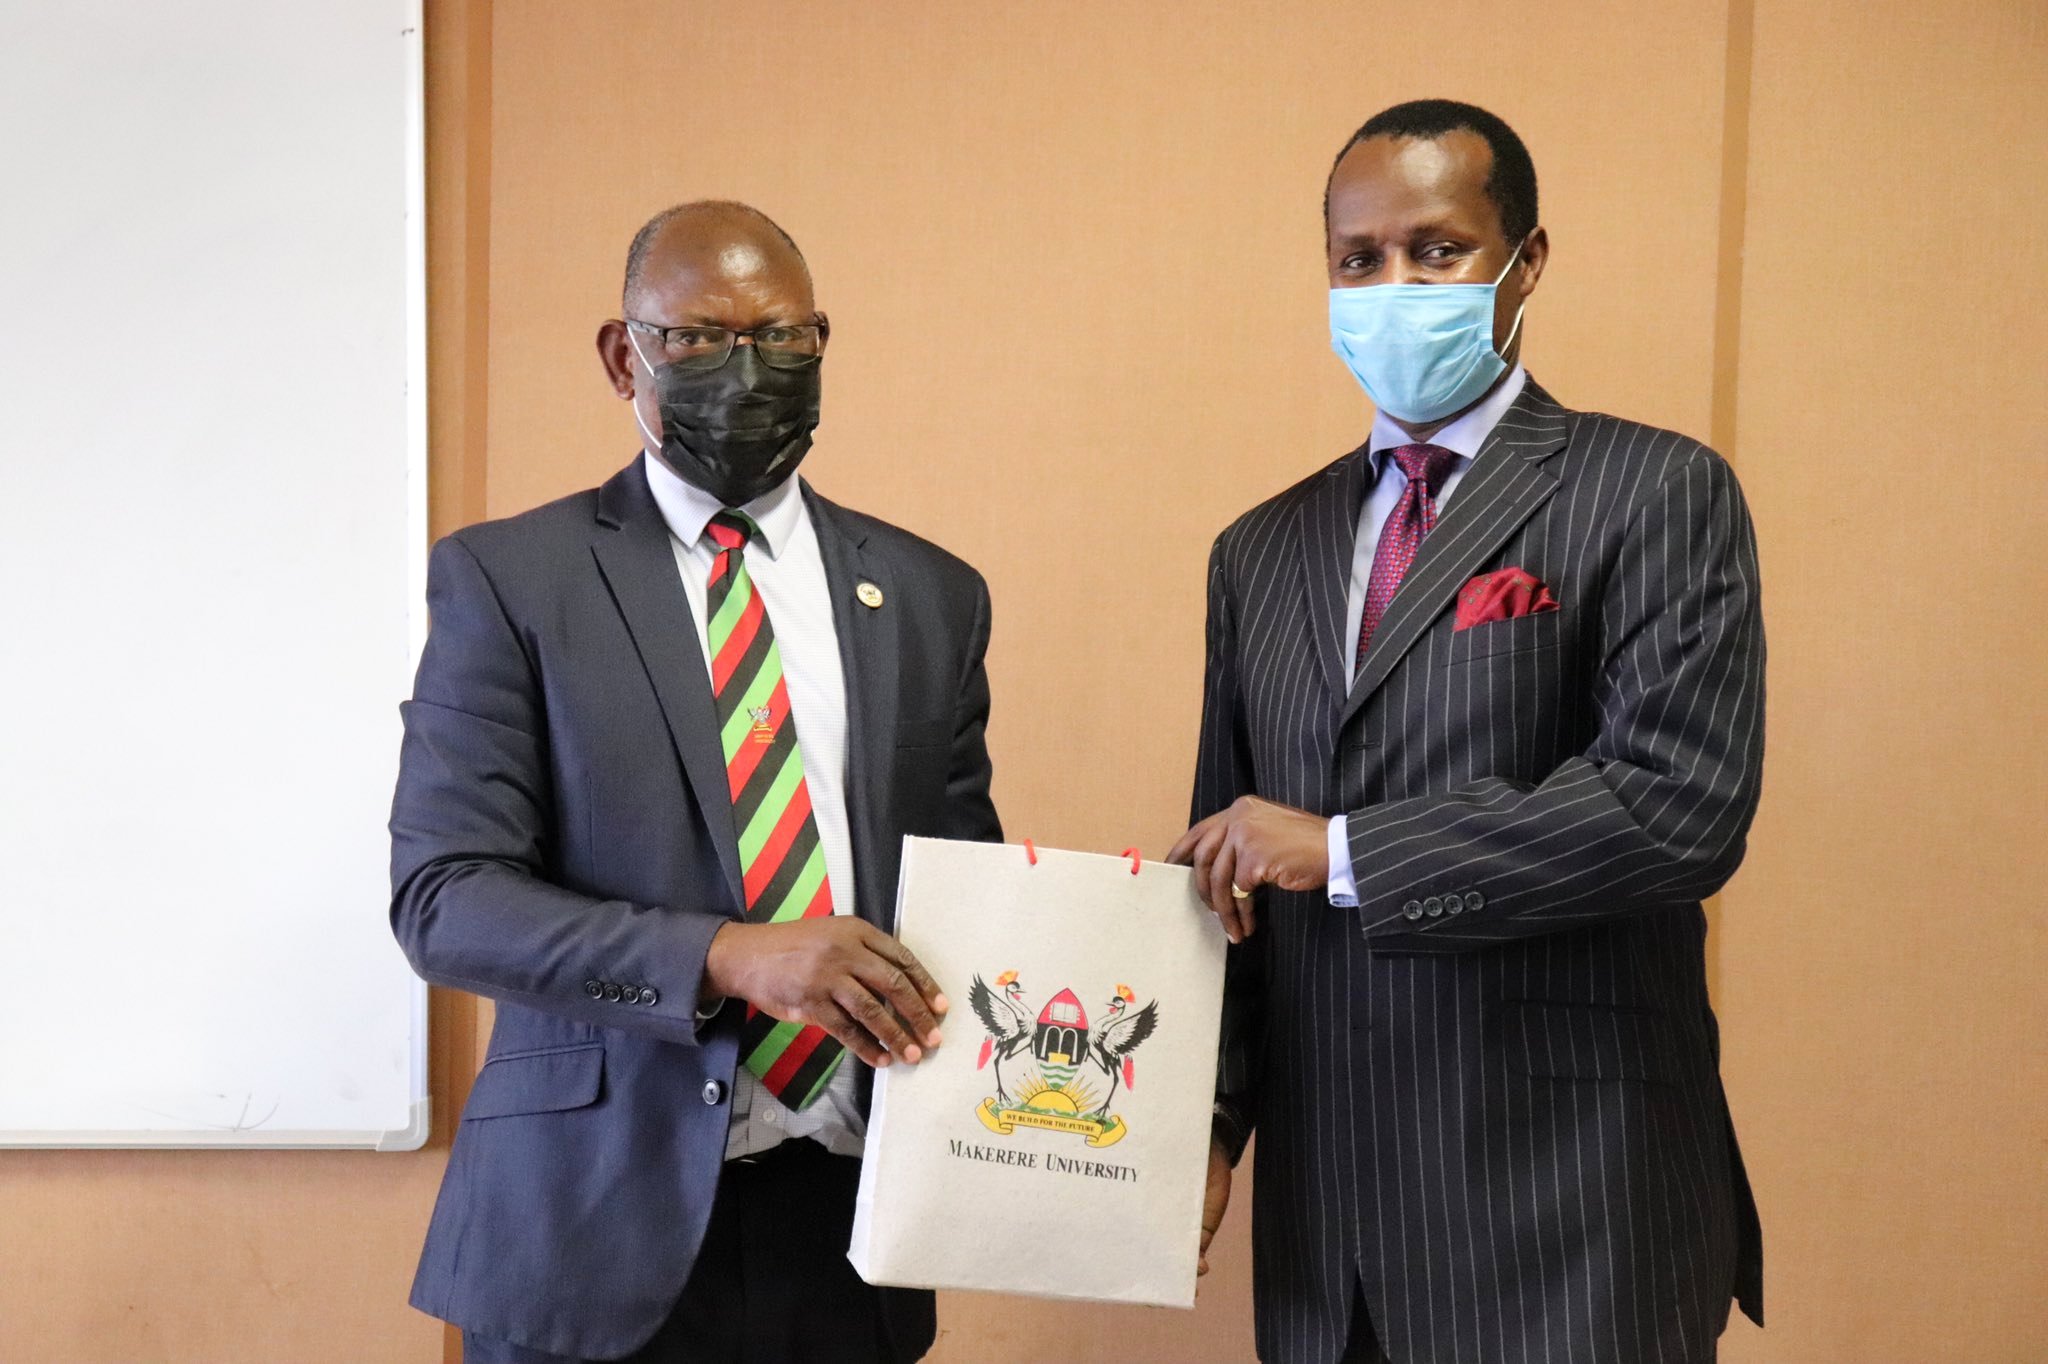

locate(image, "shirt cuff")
(1326, 814), (1358, 906)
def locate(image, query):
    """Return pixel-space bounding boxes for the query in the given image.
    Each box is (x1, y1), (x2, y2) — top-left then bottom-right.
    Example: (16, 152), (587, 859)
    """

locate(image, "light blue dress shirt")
(1326, 366), (1528, 906)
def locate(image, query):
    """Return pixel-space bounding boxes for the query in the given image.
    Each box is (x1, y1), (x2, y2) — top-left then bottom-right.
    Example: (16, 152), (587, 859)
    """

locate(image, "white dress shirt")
(1326, 367), (1528, 906)
(641, 452), (866, 1159)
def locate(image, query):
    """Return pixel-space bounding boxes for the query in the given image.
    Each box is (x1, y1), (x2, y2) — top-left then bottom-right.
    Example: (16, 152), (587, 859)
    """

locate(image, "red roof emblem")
(1036, 987), (1088, 1029)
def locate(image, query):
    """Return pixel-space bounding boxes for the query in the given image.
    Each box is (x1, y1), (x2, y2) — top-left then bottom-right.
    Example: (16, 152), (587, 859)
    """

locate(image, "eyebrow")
(1331, 219), (1479, 247)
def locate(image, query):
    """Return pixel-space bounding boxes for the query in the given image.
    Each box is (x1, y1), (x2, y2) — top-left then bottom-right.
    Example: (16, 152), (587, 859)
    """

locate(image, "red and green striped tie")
(705, 511), (845, 1109)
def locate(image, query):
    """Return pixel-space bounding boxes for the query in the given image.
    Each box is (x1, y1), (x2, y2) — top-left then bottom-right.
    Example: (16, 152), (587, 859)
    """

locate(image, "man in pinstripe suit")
(1170, 101), (1765, 1363)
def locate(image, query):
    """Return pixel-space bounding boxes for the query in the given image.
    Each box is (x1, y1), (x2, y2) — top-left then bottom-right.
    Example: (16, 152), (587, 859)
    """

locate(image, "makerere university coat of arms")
(967, 971), (1158, 1148)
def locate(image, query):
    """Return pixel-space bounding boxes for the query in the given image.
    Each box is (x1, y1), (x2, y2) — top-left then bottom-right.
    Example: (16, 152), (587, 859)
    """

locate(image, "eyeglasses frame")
(622, 317), (830, 370)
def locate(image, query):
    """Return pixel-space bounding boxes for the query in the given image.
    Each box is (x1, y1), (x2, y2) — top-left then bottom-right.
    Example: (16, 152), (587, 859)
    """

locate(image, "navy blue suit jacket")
(389, 460), (1000, 1359)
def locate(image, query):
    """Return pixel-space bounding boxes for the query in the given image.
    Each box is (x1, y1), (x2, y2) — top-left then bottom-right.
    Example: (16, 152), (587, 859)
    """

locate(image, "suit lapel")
(806, 486), (898, 932)
(1339, 381), (1574, 728)
(589, 463), (745, 907)
(1297, 446), (1373, 704)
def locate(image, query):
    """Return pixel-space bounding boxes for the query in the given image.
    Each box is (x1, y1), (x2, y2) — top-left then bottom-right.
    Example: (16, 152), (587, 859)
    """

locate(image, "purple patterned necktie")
(1356, 443), (1462, 663)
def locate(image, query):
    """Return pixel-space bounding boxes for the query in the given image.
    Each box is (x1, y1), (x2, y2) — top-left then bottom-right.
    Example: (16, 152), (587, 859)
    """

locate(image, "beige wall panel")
(0, 1152), (444, 1362)
(482, 0), (1731, 868)
(481, 4), (1732, 1360)
(1716, 2), (2048, 1361)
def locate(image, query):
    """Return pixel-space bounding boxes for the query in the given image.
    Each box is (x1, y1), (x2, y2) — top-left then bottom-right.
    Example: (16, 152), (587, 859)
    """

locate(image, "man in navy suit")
(390, 200), (1000, 1362)
(1173, 102), (1764, 1363)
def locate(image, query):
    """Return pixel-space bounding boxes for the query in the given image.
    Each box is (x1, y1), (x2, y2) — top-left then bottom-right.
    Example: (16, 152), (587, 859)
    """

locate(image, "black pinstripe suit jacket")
(1196, 379), (1765, 1364)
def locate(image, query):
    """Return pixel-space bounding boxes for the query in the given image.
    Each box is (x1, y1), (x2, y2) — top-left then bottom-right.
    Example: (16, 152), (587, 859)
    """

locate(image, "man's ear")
(1515, 228), (1550, 301)
(596, 319), (636, 398)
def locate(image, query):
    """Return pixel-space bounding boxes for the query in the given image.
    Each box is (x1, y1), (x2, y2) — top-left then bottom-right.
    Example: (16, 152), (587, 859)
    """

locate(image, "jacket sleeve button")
(1402, 900), (1425, 921)
(640, 986), (659, 1007)
(1423, 896), (1444, 918)
(583, 980), (603, 999)
(1464, 890), (1485, 913)
(602, 983), (622, 1002)
(701, 1079), (726, 1106)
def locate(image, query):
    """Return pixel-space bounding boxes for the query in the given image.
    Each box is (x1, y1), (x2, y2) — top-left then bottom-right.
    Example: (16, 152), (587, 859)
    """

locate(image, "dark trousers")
(464, 1140), (925, 1364)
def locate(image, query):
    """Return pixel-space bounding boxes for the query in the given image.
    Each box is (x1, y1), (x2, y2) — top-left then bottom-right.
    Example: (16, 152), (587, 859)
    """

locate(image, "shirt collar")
(1367, 364), (1529, 469)
(640, 452), (804, 560)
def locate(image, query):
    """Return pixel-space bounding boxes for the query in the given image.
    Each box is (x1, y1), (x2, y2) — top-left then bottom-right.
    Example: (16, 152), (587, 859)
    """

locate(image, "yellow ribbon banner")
(976, 1097), (1128, 1148)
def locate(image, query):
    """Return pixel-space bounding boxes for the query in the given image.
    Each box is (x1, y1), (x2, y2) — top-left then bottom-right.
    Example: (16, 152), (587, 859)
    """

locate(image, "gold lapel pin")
(856, 581), (885, 609)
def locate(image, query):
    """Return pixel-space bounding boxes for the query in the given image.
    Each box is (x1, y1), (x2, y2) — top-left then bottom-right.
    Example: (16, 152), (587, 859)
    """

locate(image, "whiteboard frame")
(0, 3), (432, 1152)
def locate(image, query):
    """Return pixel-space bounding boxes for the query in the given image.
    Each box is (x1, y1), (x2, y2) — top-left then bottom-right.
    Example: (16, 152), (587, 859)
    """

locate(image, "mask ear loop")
(626, 331), (664, 453)
(1493, 236), (1531, 359)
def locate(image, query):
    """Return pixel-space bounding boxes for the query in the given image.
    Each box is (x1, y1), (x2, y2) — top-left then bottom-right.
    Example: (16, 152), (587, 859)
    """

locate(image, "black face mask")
(643, 344), (822, 507)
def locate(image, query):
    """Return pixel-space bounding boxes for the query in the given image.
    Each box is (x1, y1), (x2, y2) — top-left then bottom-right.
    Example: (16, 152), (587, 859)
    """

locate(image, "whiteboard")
(0, 1), (428, 1147)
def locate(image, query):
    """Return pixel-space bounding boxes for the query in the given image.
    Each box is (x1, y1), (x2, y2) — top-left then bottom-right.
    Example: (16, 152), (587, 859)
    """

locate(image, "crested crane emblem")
(967, 972), (1159, 1148)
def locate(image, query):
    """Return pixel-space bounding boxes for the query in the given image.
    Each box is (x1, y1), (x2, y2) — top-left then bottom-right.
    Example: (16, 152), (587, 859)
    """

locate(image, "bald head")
(597, 199), (827, 463)
(621, 200), (810, 313)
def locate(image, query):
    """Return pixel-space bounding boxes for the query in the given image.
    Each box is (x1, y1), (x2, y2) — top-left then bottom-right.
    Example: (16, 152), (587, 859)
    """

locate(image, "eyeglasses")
(624, 319), (827, 371)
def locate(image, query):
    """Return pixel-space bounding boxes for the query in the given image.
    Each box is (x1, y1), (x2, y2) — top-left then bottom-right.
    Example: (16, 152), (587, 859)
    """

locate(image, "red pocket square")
(1455, 568), (1560, 631)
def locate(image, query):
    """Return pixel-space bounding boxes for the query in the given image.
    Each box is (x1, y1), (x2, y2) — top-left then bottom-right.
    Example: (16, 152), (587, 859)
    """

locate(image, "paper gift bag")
(848, 836), (1227, 1308)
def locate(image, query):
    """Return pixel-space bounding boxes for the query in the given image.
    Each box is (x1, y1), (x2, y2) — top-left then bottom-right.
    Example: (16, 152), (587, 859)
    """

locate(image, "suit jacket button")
(1423, 896), (1444, 918)
(1464, 890), (1485, 913)
(620, 985), (641, 1005)
(1403, 900), (1425, 921)
(1445, 893), (1464, 916)
(583, 979), (603, 999)
(602, 983), (622, 1002)
(702, 1080), (726, 1106)
(639, 986), (659, 1007)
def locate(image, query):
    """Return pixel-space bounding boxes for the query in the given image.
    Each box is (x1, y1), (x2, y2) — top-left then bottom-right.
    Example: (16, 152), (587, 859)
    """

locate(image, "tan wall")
(1, 2), (2040, 1360)
(1713, 1), (2048, 1359)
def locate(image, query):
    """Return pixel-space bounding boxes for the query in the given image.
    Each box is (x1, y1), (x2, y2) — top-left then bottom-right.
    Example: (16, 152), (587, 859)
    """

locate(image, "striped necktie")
(704, 511), (845, 1108)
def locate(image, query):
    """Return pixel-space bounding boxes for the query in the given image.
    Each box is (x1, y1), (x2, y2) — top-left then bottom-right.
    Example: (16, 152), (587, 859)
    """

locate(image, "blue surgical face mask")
(1328, 238), (1527, 424)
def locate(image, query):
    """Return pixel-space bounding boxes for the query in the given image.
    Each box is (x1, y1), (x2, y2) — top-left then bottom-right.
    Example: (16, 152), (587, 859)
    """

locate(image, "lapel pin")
(856, 581), (885, 609)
